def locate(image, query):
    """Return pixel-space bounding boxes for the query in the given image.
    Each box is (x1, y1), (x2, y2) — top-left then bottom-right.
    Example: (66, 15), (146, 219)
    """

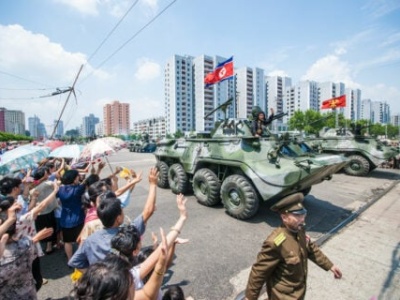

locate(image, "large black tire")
(168, 163), (189, 194)
(193, 168), (221, 206)
(156, 161), (169, 188)
(344, 155), (370, 176)
(220, 175), (259, 220)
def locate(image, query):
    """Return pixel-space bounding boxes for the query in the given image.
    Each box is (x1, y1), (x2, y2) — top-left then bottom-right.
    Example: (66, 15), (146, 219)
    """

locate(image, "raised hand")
(148, 167), (158, 185)
(176, 193), (188, 219)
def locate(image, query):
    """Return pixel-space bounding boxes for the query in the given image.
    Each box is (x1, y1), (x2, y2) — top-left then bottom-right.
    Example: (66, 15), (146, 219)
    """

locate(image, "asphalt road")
(37, 150), (400, 300)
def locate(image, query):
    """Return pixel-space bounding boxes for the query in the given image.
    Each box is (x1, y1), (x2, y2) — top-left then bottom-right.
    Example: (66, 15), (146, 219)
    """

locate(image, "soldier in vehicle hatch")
(251, 108), (274, 137)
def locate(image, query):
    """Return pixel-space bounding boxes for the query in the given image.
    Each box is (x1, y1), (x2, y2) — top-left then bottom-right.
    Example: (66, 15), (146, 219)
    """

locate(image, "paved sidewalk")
(306, 180), (400, 300)
(229, 180), (400, 300)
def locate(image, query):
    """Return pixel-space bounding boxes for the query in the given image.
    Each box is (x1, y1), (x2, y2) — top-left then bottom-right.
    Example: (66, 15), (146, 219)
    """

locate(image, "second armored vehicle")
(306, 127), (399, 176)
(129, 133), (157, 153)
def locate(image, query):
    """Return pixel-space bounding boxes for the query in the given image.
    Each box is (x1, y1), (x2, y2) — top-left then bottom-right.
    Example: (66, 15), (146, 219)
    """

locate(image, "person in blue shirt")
(57, 170), (86, 262)
(68, 167), (159, 270)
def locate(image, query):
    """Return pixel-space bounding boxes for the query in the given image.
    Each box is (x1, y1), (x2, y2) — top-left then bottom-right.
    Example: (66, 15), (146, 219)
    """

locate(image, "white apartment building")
(193, 55), (215, 132)
(283, 80), (319, 121)
(371, 101), (390, 124)
(165, 55), (195, 134)
(318, 81), (346, 114)
(360, 99), (372, 120)
(344, 88), (361, 121)
(1, 109), (25, 135)
(253, 68), (266, 112)
(95, 121), (104, 137)
(266, 76), (292, 116)
(132, 117), (166, 139)
(236, 67), (254, 119)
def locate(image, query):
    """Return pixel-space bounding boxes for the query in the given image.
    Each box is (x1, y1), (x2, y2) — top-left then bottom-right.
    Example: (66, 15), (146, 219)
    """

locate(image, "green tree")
(174, 130), (184, 138)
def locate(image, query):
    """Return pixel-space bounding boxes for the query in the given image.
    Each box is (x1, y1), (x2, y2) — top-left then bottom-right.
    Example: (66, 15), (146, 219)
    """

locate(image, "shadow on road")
(40, 249), (72, 280)
(246, 193), (353, 237)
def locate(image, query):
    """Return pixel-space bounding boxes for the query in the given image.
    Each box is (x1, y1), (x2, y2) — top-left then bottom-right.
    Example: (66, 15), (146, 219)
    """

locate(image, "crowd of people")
(0, 155), (188, 300)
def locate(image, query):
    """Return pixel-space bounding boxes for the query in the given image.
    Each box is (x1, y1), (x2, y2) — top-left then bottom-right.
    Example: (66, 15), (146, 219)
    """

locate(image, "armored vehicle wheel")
(168, 163), (189, 194)
(344, 155), (370, 176)
(193, 168), (221, 206)
(221, 175), (259, 220)
(156, 161), (169, 188)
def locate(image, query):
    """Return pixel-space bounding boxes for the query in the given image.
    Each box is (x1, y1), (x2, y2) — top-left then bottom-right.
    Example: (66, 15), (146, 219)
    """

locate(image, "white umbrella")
(80, 138), (121, 172)
(49, 144), (84, 160)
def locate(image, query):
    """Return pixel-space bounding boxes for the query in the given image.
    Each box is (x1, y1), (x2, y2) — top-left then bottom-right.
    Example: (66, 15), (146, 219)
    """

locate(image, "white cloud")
(301, 54), (359, 88)
(267, 70), (288, 77)
(141, 0), (159, 14)
(134, 58), (161, 81)
(54, 0), (99, 15)
(54, 0), (160, 18)
(0, 24), (88, 83)
(0, 24), (112, 129)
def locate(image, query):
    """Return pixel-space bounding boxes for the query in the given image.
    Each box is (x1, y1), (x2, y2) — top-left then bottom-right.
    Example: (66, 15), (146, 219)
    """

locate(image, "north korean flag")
(204, 57), (234, 87)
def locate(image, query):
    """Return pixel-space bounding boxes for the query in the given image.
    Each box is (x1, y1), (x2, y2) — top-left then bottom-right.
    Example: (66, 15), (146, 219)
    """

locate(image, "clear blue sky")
(1, 0), (399, 131)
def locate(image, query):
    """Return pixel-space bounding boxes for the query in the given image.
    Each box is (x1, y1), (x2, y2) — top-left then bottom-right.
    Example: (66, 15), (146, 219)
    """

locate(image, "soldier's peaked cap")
(270, 193), (307, 214)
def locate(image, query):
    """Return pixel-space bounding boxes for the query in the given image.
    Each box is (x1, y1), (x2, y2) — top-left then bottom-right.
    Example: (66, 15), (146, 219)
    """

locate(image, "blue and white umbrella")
(0, 145), (50, 175)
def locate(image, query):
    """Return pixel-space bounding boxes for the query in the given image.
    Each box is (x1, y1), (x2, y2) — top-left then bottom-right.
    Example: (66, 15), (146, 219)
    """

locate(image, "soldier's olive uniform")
(245, 225), (333, 300)
(245, 193), (335, 300)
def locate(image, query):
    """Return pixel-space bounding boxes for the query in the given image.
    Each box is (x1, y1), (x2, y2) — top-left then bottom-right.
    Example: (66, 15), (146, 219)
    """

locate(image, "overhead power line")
(86, 0), (140, 64)
(80, 0), (178, 84)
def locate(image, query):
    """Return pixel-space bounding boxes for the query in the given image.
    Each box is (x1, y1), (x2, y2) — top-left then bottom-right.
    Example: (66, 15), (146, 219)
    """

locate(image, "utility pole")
(50, 64), (84, 139)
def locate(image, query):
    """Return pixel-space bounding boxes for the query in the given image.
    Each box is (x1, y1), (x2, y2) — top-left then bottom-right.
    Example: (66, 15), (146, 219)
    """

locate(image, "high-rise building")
(81, 114), (99, 137)
(266, 76), (292, 116)
(95, 121), (104, 137)
(166, 54), (236, 134)
(53, 120), (64, 138)
(284, 80), (319, 120)
(318, 81), (346, 114)
(371, 101), (390, 124)
(0, 107), (25, 135)
(201, 56), (235, 128)
(132, 117), (166, 139)
(344, 88), (361, 121)
(165, 54), (195, 134)
(27, 115), (47, 139)
(252, 68), (266, 112)
(360, 99), (372, 121)
(236, 67), (255, 119)
(103, 101), (130, 135)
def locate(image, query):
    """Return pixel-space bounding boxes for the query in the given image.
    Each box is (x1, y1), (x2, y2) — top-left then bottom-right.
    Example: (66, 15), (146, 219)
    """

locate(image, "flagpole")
(334, 108), (338, 128)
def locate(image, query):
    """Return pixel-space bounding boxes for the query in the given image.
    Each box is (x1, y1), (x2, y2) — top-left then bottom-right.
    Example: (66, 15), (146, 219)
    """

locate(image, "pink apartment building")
(103, 100), (130, 135)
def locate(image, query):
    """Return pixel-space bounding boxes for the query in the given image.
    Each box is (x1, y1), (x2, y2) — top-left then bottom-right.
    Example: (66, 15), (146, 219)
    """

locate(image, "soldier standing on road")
(245, 193), (342, 300)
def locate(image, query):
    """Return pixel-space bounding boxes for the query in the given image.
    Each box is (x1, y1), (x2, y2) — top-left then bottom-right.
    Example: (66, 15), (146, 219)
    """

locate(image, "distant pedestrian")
(245, 193), (342, 300)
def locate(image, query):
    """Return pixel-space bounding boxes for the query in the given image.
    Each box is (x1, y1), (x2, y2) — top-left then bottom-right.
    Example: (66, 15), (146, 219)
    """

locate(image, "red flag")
(204, 57), (234, 87)
(321, 95), (346, 109)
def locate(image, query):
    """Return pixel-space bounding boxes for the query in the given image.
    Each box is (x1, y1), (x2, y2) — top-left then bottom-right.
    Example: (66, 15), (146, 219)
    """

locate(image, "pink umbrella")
(44, 140), (65, 151)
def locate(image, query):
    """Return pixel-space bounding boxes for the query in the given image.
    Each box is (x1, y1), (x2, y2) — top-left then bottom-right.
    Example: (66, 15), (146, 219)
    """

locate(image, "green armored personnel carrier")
(306, 127), (399, 177)
(154, 100), (349, 220)
(129, 133), (156, 153)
